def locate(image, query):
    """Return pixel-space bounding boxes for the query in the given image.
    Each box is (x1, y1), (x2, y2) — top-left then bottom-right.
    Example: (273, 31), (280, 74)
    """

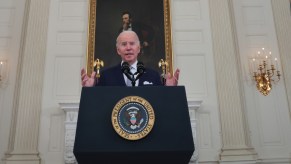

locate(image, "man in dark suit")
(81, 31), (179, 87)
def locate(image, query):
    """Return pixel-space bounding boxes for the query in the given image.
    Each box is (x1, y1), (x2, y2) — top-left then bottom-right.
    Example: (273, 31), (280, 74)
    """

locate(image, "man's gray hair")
(116, 31), (140, 47)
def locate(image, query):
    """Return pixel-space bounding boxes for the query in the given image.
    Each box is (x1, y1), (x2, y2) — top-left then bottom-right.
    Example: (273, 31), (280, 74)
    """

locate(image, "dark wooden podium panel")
(74, 86), (194, 164)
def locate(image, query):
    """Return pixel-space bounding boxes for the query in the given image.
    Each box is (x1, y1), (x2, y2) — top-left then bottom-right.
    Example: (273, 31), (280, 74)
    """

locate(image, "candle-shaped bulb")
(268, 51), (273, 65)
(252, 58), (256, 72)
(275, 58), (278, 69)
(268, 52), (272, 59)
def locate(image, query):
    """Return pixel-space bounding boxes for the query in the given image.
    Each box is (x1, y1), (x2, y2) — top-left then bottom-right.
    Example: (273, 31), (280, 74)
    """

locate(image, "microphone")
(135, 61), (145, 80)
(121, 62), (133, 81)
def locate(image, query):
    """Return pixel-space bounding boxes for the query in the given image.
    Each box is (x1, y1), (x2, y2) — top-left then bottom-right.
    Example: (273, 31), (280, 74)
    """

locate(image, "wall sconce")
(250, 48), (281, 96)
(0, 59), (8, 87)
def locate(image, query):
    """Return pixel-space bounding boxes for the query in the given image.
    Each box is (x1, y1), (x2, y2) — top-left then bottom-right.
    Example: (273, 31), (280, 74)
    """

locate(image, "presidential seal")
(111, 96), (155, 140)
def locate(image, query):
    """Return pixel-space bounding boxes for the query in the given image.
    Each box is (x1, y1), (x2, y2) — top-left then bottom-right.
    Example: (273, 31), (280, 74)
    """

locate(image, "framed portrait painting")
(86, 0), (173, 75)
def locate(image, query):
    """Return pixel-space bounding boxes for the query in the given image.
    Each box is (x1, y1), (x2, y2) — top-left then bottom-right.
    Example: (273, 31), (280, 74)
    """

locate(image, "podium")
(74, 86), (194, 164)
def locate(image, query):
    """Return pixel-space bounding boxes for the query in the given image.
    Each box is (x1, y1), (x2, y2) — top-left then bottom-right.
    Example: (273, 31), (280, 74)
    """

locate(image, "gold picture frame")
(86, 0), (173, 75)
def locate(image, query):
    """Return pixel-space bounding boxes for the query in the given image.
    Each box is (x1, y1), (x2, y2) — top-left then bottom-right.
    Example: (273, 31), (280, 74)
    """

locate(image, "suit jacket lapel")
(115, 64), (127, 86)
(138, 70), (148, 86)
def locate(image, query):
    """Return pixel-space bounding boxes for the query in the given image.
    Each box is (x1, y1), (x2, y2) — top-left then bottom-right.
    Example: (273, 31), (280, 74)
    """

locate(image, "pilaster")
(209, 0), (257, 163)
(271, 0), (291, 118)
(3, 0), (50, 163)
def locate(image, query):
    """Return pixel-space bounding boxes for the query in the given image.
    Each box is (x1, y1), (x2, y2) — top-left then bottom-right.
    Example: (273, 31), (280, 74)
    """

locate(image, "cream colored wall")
(0, 0), (291, 164)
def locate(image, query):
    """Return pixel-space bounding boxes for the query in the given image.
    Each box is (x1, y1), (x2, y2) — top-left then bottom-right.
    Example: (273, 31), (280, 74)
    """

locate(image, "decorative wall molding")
(59, 102), (79, 164)
(188, 100), (202, 164)
(59, 100), (202, 164)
